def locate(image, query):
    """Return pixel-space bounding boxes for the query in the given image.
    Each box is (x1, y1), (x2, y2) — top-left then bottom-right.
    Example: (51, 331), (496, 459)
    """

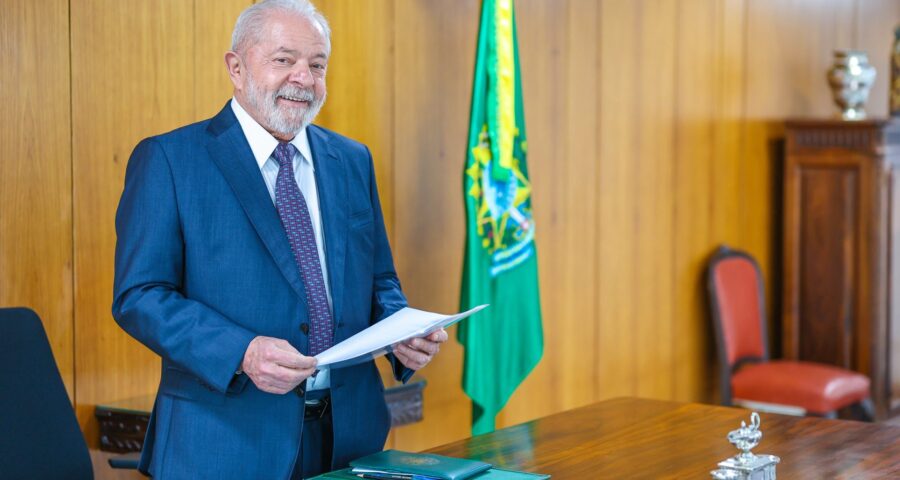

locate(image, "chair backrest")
(706, 246), (769, 404)
(0, 307), (93, 479)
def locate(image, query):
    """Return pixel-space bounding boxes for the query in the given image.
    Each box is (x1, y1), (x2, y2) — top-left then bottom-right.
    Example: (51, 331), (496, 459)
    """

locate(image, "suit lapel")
(204, 103), (308, 305)
(308, 125), (348, 326)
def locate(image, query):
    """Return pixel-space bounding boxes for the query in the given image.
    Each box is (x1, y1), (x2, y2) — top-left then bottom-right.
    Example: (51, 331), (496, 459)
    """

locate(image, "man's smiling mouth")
(278, 94), (309, 104)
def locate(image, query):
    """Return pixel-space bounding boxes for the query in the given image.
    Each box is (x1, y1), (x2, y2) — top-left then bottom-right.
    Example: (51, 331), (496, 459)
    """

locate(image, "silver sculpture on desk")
(710, 412), (780, 480)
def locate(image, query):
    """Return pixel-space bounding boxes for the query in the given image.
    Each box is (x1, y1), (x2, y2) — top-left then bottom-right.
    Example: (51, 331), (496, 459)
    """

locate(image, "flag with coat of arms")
(458, 0), (544, 436)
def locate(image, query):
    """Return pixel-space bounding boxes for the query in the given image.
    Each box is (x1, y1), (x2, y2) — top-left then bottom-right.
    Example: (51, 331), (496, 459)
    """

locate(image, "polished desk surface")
(427, 397), (900, 479)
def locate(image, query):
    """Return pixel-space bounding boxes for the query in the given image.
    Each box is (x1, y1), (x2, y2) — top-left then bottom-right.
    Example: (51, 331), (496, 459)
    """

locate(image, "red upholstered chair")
(706, 245), (874, 420)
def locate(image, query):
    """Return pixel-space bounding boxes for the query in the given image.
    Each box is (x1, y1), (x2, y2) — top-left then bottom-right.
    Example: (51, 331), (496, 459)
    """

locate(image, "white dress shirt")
(231, 98), (331, 390)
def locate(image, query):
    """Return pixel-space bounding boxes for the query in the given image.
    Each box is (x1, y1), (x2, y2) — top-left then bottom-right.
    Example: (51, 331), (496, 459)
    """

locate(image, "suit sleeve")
(364, 147), (415, 383)
(112, 138), (256, 394)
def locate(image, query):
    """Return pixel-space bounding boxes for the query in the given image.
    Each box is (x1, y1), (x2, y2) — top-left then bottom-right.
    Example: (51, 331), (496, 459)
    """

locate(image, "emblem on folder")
(399, 455), (440, 466)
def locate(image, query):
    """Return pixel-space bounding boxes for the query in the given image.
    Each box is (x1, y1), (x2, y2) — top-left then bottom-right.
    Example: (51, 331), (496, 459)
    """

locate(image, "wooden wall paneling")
(390, 0), (480, 451)
(194, 0), (252, 118)
(710, 0), (745, 249)
(542, 0), (601, 411)
(556, 0), (602, 410)
(71, 0), (196, 453)
(672, 0), (716, 403)
(496, 0), (593, 428)
(855, 0), (900, 119)
(0, 0), (73, 396)
(316, 0), (396, 239)
(596, 0), (641, 401)
(633, 0), (677, 400)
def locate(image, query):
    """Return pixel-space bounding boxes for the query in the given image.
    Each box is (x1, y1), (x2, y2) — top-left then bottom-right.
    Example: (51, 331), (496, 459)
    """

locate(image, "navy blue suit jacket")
(112, 102), (411, 478)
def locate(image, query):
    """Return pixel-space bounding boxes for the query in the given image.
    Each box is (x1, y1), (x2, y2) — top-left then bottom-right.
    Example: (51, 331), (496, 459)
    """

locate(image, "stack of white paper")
(315, 304), (488, 369)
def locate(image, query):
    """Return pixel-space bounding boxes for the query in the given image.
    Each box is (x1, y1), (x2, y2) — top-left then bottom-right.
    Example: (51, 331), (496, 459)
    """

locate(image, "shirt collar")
(230, 97), (313, 170)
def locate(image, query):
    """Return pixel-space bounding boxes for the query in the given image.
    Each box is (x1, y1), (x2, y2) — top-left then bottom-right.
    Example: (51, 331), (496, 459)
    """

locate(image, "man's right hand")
(241, 336), (317, 394)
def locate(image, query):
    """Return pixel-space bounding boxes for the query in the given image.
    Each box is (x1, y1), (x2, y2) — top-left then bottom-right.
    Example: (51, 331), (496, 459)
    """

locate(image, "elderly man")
(112, 0), (447, 478)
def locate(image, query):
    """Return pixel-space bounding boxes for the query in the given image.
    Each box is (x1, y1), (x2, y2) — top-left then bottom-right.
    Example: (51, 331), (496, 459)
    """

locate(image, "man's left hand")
(393, 328), (449, 370)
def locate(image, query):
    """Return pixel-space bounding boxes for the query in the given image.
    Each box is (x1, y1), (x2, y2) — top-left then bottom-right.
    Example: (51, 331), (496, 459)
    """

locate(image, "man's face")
(228, 11), (328, 140)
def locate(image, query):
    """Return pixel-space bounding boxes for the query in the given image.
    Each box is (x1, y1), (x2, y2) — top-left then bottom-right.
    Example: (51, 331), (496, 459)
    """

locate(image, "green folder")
(350, 450), (491, 480)
(310, 467), (550, 480)
(309, 450), (549, 480)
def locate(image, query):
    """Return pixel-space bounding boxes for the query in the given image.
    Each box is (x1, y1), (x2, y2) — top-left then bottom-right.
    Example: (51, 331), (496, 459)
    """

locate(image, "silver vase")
(827, 50), (877, 120)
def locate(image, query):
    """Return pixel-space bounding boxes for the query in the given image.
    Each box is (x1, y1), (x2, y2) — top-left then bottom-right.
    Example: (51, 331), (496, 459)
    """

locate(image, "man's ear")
(225, 51), (242, 89)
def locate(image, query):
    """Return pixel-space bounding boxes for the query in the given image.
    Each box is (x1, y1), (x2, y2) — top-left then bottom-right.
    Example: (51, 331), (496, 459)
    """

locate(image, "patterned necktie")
(273, 142), (333, 356)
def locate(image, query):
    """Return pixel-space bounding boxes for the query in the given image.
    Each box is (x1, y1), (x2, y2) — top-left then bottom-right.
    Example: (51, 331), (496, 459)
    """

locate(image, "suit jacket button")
(300, 323), (309, 335)
(295, 380), (306, 397)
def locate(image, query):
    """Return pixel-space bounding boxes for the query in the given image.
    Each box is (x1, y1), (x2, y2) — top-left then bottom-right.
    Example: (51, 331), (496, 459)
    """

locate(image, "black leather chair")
(0, 307), (93, 479)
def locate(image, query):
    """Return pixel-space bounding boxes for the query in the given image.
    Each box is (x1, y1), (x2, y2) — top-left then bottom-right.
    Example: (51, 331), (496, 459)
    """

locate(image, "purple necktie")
(273, 142), (333, 356)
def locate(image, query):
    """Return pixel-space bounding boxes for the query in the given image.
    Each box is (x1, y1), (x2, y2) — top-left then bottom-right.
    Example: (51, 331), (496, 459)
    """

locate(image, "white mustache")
(276, 88), (316, 103)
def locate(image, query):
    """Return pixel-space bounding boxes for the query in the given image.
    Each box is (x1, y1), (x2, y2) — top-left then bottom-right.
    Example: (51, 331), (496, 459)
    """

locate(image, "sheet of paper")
(315, 304), (488, 369)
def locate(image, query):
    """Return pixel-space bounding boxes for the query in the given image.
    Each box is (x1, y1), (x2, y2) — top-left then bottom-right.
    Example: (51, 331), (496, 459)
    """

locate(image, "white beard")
(244, 71), (326, 137)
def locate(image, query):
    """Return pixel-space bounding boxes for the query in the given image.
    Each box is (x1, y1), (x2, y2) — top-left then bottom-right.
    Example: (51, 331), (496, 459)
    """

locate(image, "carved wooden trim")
(385, 380), (426, 427)
(96, 409), (148, 453)
(792, 128), (877, 151)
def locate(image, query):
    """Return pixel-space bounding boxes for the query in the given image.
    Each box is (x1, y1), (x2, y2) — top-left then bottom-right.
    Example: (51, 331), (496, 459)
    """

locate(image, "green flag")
(459, 0), (543, 436)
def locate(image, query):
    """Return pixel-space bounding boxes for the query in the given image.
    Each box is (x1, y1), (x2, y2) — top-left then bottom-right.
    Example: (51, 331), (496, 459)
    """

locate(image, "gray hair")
(231, 0), (331, 54)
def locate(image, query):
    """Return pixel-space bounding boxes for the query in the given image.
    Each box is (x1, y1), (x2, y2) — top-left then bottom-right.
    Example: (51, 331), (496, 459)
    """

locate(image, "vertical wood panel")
(0, 0), (73, 396)
(390, 0), (480, 451)
(711, 0), (746, 249)
(194, 0), (252, 118)
(501, 0), (566, 422)
(634, 0), (677, 400)
(597, 0), (641, 400)
(498, 0), (602, 428)
(673, 0), (716, 402)
(316, 0), (396, 239)
(71, 0), (196, 447)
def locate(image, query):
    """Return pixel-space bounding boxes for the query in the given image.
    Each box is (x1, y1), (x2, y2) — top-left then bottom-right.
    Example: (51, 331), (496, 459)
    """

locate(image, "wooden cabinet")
(783, 119), (900, 419)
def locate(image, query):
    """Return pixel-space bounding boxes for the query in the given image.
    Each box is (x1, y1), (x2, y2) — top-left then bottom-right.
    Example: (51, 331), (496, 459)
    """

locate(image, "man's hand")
(241, 336), (317, 394)
(393, 328), (449, 371)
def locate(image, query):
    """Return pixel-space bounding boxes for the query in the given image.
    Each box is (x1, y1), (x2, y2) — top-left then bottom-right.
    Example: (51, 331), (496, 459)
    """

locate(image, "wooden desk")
(427, 397), (900, 479)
